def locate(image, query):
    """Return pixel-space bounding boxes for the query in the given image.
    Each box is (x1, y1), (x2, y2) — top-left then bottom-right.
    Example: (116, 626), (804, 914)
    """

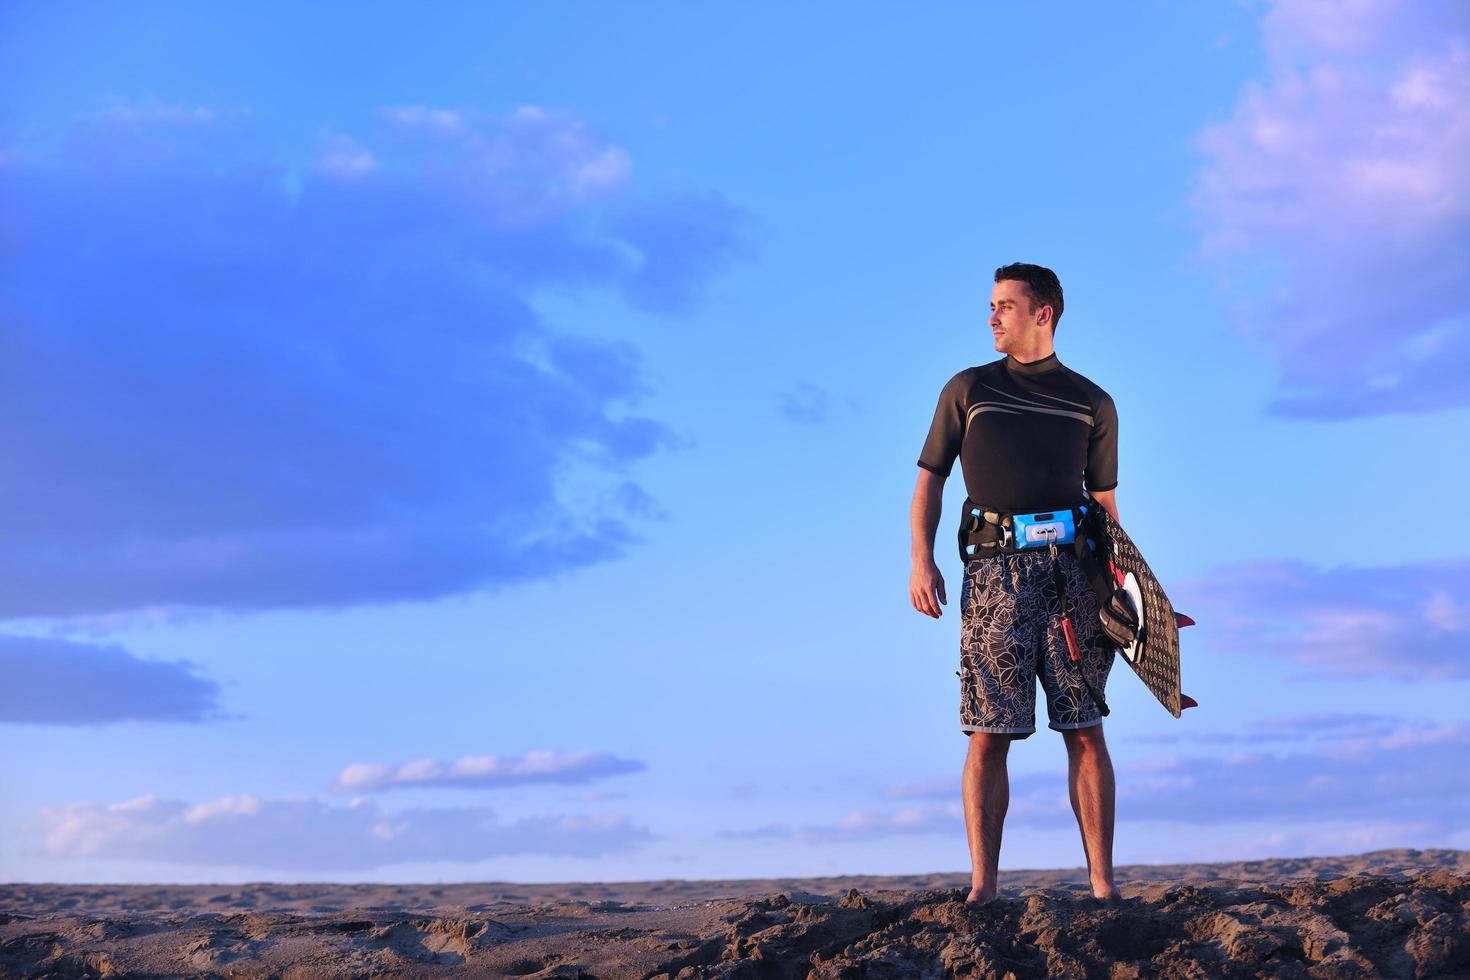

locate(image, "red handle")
(1061, 616), (1082, 662)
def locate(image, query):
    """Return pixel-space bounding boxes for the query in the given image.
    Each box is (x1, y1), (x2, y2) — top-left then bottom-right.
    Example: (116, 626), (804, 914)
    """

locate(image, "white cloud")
(836, 802), (961, 835)
(486, 103), (636, 202)
(312, 132), (378, 175)
(382, 105), (465, 133)
(575, 146), (632, 192)
(183, 795), (263, 822)
(83, 96), (245, 127)
(880, 775), (956, 801)
(331, 749), (646, 793)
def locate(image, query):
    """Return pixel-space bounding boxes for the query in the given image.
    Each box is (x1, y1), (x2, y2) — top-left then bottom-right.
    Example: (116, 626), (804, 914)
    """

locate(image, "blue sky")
(2, 0), (1467, 884)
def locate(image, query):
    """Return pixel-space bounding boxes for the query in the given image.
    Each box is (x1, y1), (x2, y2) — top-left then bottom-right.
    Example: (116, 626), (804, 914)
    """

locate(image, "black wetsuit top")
(917, 351), (1118, 514)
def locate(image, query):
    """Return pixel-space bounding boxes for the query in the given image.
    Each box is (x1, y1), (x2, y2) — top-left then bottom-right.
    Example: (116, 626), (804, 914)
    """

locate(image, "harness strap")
(1050, 537), (1110, 718)
(962, 498), (1111, 718)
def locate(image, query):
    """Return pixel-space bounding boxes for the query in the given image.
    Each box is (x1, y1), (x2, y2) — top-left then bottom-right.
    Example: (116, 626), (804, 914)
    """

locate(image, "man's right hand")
(910, 559), (947, 618)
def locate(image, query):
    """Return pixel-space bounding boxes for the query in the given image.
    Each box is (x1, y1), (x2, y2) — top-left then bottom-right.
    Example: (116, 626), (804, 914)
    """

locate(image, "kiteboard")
(1080, 500), (1197, 718)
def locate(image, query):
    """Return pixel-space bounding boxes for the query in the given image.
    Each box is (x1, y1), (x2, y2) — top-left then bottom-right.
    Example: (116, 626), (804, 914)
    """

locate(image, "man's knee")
(1062, 723), (1108, 756)
(966, 731), (1012, 762)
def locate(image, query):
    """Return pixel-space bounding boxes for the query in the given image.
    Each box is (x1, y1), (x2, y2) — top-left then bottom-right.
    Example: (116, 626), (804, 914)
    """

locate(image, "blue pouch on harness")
(1012, 509), (1075, 549)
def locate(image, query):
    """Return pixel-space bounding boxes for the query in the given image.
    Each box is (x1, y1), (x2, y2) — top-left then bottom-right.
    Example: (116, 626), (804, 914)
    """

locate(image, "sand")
(2, 848), (1466, 977)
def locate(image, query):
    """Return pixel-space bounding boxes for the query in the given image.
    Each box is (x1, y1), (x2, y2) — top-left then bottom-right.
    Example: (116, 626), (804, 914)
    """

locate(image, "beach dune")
(2, 848), (1466, 978)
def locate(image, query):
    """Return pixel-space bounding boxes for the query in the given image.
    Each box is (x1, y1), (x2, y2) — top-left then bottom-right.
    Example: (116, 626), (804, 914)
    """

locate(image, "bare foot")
(1090, 884), (1121, 902)
(964, 886), (997, 905)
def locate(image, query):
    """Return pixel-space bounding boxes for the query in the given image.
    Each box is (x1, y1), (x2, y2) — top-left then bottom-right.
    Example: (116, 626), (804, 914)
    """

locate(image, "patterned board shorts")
(958, 549), (1114, 739)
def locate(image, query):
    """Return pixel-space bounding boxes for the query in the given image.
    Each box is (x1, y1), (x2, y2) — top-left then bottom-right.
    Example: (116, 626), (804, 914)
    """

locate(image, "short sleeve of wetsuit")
(1086, 392), (1118, 492)
(917, 371), (966, 477)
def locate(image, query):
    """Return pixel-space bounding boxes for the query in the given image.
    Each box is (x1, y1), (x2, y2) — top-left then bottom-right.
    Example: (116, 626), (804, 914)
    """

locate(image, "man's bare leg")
(1062, 723), (1119, 900)
(962, 732), (1011, 903)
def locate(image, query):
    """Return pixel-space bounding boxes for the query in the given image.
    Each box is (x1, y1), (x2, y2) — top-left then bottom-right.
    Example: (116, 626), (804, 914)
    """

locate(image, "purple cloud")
(331, 749), (646, 794)
(0, 101), (750, 619)
(729, 720), (1467, 842)
(1173, 557), (1470, 679)
(775, 382), (831, 424)
(1132, 712), (1412, 745)
(721, 770), (1065, 842)
(1191, 0), (1469, 418)
(1109, 722), (1467, 827)
(37, 793), (653, 871)
(0, 633), (224, 725)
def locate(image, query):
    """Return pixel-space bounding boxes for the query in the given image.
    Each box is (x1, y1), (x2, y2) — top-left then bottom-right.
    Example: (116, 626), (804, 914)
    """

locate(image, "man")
(908, 262), (1122, 904)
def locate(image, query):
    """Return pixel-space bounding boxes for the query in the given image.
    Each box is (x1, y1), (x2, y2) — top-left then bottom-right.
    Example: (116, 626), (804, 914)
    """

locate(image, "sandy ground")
(2, 848), (1466, 978)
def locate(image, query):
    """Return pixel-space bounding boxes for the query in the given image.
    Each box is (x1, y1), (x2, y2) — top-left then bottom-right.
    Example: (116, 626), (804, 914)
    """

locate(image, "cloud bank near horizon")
(38, 793), (653, 871)
(0, 101), (750, 621)
(723, 720), (1468, 847)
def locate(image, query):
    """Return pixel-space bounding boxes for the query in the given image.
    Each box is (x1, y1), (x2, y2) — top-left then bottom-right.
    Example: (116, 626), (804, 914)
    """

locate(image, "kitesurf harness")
(959, 499), (1132, 718)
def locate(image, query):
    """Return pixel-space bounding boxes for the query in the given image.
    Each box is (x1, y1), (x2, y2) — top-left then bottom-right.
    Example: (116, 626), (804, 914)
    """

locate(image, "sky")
(1, 0), (1467, 884)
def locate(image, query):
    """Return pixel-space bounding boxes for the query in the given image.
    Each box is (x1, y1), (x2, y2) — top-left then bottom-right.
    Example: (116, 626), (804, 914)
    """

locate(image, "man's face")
(988, 279), (1051, 354)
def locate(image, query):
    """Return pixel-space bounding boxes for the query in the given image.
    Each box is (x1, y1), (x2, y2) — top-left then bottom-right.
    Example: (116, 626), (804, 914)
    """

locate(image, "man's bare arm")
(1089, 488), (1120, 525)
(909, 467), (947, 617)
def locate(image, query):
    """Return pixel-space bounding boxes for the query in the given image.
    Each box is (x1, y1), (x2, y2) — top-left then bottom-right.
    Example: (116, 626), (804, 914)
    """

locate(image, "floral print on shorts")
(958, 550), (1114, 739)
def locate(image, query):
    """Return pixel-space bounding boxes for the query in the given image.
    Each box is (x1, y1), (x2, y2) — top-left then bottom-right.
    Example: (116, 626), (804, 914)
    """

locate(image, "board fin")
(1175, 612), (1196, 628)
(1180, 693), (1198, 710)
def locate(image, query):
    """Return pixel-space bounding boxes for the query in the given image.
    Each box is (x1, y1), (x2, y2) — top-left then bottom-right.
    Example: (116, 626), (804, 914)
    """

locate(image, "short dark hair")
(994, 263), (1064, 331)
